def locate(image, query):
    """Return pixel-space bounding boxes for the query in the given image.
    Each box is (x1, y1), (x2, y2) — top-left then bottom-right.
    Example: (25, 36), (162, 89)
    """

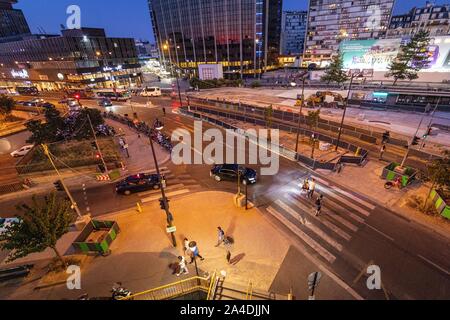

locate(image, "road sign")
(308, 272), (322, 290)
(166, 226), (177, 233)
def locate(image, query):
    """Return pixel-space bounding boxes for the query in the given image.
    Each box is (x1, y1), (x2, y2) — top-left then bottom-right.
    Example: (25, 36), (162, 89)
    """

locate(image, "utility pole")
(335, 73), (356, 152)
(420, 97), (440, 150)
(295, 75), (307, 154)
(400, 111), (428, 168)
(87, 113), (108, 173)
(41, 144), (83, 219)
(149, 132), (177, 247)
(175, 68), (183, 108)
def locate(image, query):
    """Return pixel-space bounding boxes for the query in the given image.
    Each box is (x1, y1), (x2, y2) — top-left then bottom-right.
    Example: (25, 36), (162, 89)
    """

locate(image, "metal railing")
(245, 281), (253, 300)
(122, 273), (214, 301)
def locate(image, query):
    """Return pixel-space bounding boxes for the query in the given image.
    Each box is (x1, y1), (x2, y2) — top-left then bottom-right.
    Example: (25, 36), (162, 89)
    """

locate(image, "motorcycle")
(111, 282), (133, 300)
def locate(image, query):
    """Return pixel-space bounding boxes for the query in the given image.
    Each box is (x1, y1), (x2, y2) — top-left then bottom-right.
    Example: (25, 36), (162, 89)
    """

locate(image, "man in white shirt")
(308, 179), (316, 199)
(176, 256), (189, 277)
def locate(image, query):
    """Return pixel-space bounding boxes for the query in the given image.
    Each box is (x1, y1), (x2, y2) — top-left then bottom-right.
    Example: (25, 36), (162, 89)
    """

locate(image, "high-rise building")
(148, 0), (283, 78)
(281, 10), (307, 55)
(387, 2), (450, 38)
(0, 28), (142, 90)
(0, 0), (31, 43)
(304, 0), (395, 67)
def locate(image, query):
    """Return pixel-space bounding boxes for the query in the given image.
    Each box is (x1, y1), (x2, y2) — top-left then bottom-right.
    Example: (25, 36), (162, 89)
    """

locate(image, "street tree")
(424, 151), (450, 211)
(0, 94), (15, 120)
(320, 55), (349, 85)
(386, 30), (431, 85)
(0, 193), (75, 267)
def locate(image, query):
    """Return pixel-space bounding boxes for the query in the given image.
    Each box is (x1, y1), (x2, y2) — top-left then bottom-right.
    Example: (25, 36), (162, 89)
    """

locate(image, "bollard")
(137, 202), (143, 213)
(355, 147), (361, 157)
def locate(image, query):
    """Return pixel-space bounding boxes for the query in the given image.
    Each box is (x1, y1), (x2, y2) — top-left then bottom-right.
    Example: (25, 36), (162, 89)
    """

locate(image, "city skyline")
(15, 0), (450, 42)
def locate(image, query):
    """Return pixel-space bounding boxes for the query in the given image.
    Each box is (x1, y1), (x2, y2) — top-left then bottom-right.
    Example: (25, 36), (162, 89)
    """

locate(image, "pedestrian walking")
(224, 236), (234, 264)
(162, 107), (166, 116)
(301, 178), (310, 195)
(188, 241), (205, 264)
(176, 256), (189, 277)
(216, 227), (225, 247)
(308, 179), (316, 199)
(379, 144), (386, 160)
(315, 195), (324, 217)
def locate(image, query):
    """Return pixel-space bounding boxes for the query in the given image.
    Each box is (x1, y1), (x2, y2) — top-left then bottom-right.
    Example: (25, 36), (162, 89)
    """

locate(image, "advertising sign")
(340, 36), (450, 72)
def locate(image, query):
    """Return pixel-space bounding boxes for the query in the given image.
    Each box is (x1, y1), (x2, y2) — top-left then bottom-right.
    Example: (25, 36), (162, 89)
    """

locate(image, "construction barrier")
(429, 189), (450, 220)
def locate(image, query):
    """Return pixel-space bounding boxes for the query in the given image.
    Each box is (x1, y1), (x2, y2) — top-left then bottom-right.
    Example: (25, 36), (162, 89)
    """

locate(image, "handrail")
(121, 275), (211, 300)
(206, 271), (218, 300)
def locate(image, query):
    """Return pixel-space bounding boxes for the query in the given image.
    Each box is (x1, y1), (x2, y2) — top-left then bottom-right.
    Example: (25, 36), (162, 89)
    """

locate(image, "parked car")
(210, 164), (257, 185)
(97, 98), (113, 107)
(116, 174), (162, 195)
(10, 145), (34, 158)
(30, 98), (45, 104)
(0, 218), (20, 235)
(41, 102), (55, 109)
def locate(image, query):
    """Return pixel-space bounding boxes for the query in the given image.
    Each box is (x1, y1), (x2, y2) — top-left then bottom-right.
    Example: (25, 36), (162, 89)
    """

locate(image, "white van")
(140, 87), (162, 97)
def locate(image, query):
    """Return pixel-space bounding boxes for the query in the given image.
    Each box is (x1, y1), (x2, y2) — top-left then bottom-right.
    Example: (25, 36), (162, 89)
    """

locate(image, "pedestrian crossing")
(263, 177), (376, 265)
(137, 167), (202, 203)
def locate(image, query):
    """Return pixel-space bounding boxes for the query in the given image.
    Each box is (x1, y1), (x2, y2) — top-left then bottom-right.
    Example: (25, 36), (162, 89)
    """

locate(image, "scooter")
(111, 282), (133, 300)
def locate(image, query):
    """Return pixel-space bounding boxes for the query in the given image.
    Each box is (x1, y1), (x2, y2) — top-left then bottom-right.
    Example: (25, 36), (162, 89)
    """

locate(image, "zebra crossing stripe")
(275, 200), (344, 252)
(138, 184), (186, 197)
(267, 206), (336, 264)
(312, 176), (376, 210)
(285, 194), (352, 241)
(141, 189), (190, 203)
(317, 187), (371, 218)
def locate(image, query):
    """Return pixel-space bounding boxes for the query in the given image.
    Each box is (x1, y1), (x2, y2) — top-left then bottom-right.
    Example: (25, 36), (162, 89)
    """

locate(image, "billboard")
(340, 36), (450, 72)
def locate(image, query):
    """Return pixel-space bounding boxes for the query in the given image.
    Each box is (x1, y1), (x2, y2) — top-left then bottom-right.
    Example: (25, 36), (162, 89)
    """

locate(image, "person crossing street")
(315, 195), (324, 217)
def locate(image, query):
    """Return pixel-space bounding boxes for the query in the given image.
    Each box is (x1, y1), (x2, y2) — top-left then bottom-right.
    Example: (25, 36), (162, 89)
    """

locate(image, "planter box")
(429, 189), (450, 220)
(381, 162), (417, 187)
(72, 220), (120, 255)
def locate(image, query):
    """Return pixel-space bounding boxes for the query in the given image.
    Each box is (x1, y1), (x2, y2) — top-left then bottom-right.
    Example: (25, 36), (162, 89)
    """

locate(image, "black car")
(210, 164), (257, 185)
(41, 102), (55, 109)
(116, 174), (161, 195)
(98, 98), (113, 107)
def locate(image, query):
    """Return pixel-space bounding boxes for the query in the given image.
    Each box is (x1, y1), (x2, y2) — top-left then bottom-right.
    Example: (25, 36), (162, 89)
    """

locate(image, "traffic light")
(159, 198), (170, 210)
(382, 131), (391, 144)
(54, 180), (64, 192)
(423, 128), (432, 138)
(91, 142), (98, 150)
(74, 94), (80, 100)
(95, 153), (101, 160)
(412, 136), (421, 146)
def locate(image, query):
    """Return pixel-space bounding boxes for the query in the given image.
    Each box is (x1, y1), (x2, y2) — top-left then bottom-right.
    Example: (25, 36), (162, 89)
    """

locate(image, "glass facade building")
(0, 0), (31, 43)
(148, 0), (282, 77)
(281, 10), (307, 55)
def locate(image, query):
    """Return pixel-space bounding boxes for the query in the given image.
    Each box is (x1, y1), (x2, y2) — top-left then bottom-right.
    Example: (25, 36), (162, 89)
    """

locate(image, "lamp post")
(149, 122), (177, 247)
(295, 71), (309, 154)
(335, 72), (361, 152)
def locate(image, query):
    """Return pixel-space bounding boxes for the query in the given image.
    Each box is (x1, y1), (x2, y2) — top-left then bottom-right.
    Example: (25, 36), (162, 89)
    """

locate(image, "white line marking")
(364, 223), (395, 242)
(318, 186), (371, 218)
(417, 255), (450, 276)
(267, 206), (336, 263)
(313, 176), (376, 210)
(137, 184), (185, 196)
(276, 200), (343, 252)
(285, 194), (352, 241)
(141, 189), (190, 203)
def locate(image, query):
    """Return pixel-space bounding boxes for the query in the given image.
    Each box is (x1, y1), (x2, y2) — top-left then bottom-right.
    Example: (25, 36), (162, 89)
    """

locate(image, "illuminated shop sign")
(103, 65), (123, 72)
(11, 69), (29, 79)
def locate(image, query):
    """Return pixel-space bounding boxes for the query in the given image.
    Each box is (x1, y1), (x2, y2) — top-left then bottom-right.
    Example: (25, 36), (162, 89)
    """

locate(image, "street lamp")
(148, 123), (177, 248)
(295, 71), (309, 154)
(335, 71), (363, 152)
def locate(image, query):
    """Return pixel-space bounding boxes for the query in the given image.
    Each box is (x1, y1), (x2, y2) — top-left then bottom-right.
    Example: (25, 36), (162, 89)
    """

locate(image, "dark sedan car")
(116, 174), (161, 195)
(98, 98), (113, 107)
(210, 164), (257, 185)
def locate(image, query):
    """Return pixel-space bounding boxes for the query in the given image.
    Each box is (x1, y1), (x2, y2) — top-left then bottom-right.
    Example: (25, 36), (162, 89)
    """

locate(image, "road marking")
(364, 223), (395, 242)
(266, 206), (336, 263)
(285, 194), (352, 241)
(141, 189), (190, 203)
(318, 186), (372, 218)
(417, 255), (450, 276)
(326, 213), (359, 233)
(137, 184), (185, 196)
(313, 176), (376, 210)
(275, 200), (344, 252)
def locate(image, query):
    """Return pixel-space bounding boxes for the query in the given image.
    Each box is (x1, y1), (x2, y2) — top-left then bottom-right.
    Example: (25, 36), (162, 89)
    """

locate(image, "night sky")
(16, 0), (450, 42)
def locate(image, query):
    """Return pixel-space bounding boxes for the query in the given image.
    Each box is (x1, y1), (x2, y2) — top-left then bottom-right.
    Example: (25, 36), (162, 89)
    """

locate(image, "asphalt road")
(1, 95), (449, 300)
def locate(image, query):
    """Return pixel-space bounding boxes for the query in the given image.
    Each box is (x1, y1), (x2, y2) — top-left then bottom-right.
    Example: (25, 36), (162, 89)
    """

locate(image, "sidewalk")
(0, 191), (357, 300)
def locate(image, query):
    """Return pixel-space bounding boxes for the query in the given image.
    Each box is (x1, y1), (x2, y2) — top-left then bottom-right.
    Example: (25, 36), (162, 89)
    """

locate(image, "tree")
(320, 55), (349, 85)
(424, 151), (450, 211)
(0, 193), (74, 267)
(25, 105), (65, 144)
(386, 30), (431, 85)
(0, 94), (15, 120)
